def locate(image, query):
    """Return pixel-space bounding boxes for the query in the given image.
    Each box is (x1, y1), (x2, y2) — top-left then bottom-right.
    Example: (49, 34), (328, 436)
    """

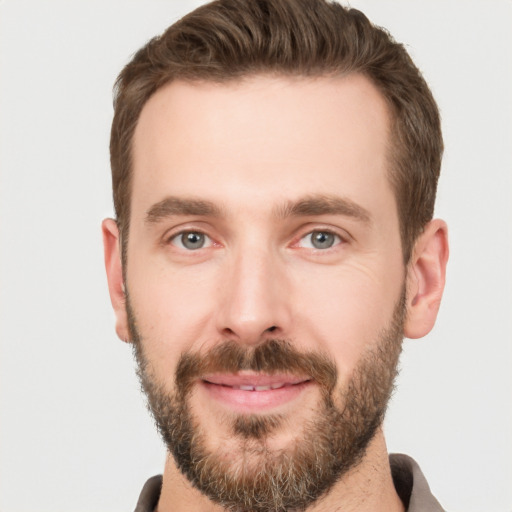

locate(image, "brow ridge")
(274, 194), (371, 223)
(145, 194), (371, 224)
(145, 196), (222, 223)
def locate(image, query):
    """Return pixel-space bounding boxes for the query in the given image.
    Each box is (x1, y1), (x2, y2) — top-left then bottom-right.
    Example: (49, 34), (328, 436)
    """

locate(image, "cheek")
(292, 263), (403, 377)
(127, 259), (220, 382)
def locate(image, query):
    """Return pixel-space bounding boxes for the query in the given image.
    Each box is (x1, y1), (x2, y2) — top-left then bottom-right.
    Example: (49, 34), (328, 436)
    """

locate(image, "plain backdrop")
(1, 1), (511, 511)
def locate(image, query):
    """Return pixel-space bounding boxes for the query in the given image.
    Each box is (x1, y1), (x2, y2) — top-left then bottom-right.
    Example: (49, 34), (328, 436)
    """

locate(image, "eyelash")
(165, 227), (347, 253)
(295, 229), (345, 250)
(167, 230), (214, 250)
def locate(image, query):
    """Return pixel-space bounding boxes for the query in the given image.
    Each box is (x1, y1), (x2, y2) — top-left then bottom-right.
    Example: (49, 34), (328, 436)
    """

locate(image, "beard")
(128, 291), (405, 512)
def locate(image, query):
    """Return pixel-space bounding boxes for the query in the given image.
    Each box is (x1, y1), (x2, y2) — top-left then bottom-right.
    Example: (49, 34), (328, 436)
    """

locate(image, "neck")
(157, 429), (404, 512)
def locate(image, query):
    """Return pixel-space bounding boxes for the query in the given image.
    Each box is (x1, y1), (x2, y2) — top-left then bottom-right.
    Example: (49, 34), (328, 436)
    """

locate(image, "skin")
(103, 74), (448, 511)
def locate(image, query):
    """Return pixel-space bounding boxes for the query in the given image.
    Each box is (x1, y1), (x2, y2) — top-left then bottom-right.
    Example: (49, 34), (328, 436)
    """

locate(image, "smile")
(200, 373), (313, 412)
(217, 383), (292, 391)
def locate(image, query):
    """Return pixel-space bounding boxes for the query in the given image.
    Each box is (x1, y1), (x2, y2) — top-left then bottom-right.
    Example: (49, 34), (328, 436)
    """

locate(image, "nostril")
(266, 326), (277, 333)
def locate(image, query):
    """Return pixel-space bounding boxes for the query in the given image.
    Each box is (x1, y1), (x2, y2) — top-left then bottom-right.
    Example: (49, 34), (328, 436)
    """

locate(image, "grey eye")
(178, 232), (206, 250)
(310, 231), (337, 249)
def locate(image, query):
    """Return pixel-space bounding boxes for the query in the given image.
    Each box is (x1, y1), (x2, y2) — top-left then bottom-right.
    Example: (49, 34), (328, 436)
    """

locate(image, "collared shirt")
(134, 453), (445, 511)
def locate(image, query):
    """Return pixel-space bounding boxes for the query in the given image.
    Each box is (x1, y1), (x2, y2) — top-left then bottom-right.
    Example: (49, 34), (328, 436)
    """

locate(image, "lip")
(200, 372), (313, 412)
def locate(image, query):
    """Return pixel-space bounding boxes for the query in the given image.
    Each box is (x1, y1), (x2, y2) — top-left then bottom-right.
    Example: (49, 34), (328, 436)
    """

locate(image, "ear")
(404, 219), (449, 339)
(102, 218), (130, 343)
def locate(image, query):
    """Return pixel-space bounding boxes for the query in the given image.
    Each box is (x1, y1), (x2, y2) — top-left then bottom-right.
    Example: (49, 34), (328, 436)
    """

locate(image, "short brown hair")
(110, 0), (442, 263)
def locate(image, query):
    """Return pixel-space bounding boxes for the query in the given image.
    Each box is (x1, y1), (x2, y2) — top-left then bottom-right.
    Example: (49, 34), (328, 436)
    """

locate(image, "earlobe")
(102, 218), (130, 343)
(404, 219), (449, 339)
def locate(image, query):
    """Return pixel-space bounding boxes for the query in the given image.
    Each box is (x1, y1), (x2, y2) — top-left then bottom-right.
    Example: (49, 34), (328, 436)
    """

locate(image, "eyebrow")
(145, 196), (223, 224)
(145, 194), (371, 224)
(274, 194), (372, 223)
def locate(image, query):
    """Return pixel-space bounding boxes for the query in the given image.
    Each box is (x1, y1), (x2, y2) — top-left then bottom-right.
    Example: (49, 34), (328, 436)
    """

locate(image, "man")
(102, 0), (449, 510)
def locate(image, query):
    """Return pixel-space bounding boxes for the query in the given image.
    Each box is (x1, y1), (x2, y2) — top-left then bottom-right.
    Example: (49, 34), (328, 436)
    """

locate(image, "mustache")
(175, 339), (337, 396)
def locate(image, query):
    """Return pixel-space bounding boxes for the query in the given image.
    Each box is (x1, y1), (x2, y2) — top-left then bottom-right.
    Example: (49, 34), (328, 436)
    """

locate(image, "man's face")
(124, 74), (406, 509)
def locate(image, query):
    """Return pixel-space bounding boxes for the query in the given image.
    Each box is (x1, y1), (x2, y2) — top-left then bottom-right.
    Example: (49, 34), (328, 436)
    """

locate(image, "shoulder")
(390, 454), (445, 512)
(133, 475), (162, 512)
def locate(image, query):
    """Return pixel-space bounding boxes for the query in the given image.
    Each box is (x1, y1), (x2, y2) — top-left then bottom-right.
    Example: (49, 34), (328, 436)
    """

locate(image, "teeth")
(232, 383), (286, 391)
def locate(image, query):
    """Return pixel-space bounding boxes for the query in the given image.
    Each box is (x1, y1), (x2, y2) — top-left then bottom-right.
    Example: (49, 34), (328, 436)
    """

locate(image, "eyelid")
(161, 223), (350, 251)
(292, 225), (350, 249)
(172, 231), (213, 249)
(162, 226), (216, 249)
(299, 232), (340, 249)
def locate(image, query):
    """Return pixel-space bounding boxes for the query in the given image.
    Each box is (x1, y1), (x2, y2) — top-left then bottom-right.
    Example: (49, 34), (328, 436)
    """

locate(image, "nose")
(215, 245), (292, 345)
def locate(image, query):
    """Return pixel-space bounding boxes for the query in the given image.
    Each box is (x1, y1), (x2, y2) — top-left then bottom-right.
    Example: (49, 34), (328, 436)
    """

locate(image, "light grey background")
(1, 1), (511, 511)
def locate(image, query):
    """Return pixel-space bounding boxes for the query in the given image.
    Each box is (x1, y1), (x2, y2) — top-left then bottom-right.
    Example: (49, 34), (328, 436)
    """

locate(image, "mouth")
(200, 373), (313, 412)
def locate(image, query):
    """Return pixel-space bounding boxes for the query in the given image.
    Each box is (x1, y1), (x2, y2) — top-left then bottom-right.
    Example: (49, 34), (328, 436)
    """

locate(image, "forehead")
(131, 74), (394, 219)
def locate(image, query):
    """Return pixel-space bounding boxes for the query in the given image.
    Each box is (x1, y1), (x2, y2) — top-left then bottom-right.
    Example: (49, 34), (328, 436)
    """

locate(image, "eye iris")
(182, 232), (205, 249)
(311, 231), (334, 249)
